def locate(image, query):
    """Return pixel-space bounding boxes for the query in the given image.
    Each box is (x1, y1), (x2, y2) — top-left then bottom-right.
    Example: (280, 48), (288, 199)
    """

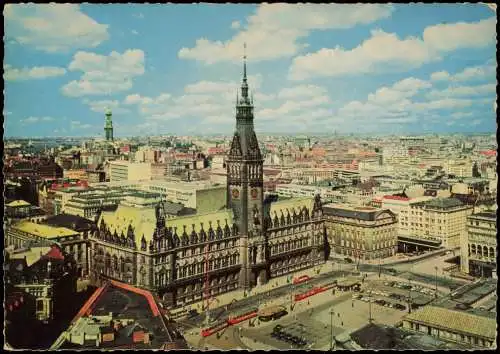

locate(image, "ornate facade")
(89, 52), (327, 309)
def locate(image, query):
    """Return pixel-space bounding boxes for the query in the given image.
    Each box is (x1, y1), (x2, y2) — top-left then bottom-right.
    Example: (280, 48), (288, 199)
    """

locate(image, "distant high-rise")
(104, 109), (113, 141)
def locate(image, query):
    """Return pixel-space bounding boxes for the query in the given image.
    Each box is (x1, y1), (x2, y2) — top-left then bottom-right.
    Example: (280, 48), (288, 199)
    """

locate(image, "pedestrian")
(341, 321), (344, 326)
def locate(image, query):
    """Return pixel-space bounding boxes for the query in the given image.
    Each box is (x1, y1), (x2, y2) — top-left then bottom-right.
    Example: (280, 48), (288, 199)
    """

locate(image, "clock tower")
(226, 45), (265, 289)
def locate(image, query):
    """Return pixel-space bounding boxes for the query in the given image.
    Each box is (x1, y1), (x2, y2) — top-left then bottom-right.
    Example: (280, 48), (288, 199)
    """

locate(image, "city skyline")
(4, 3), (497, 138)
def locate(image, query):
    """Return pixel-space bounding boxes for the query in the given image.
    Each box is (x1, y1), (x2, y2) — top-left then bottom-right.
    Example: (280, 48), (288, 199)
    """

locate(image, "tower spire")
(241, 43), (249, 100)
(243, 42), (247, 83)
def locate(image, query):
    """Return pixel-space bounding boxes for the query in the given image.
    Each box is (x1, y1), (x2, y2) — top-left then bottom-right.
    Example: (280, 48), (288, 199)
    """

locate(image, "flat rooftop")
(10, 221), (78, 239)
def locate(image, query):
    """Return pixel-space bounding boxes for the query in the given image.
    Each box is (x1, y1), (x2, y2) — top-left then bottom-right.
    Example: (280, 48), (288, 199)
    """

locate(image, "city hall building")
(89, 57), (328, 308)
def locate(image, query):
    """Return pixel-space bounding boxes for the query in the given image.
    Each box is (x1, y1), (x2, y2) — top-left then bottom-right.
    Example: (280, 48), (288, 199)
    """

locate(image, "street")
(177, 252), (477, 350)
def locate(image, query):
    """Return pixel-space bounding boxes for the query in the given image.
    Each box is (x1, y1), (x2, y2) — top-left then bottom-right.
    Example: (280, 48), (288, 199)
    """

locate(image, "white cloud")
(412, 98), (476, 111)
(126, 74), (270, 124)
(4, 64), (66, 81)
(427, 83), (496, 98)
(431, 62), (496, 83)
(61, 49), (145, 97)
(4, 4), (109, 52)
(277, 84), (327, 99)
(257, 85), (332, 122)
(123, 93), (174, 117)
(231, 21), (241, 30)
(184, 74), (262, 94)
(451, 112), (474, 119)
(290, 30), (438, 80)
(335, 76), (491, 128)
(21, 116), (54, 124)
(254, 92), (276, 102)
(71, 120), (92, 129)
(131, 30), (139, 35)
(422, 17), (496, 52)
(336, 77), (430, 120)
(430, 71), (450, 81)
(290, 17), (496, 80)
(454, 63), (496, 81)
(83, 99), (130, 114)
(178, 4), (393, 64)
(367, 78), (431, 105)
(470, 119), (482, 126)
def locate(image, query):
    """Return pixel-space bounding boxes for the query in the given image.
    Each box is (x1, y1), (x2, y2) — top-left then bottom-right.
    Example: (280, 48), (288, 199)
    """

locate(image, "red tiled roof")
(109, 280), (161, 317)
(72, 280), (162, 324)
(207, 147), (225, 155)
(383, 195), (410, 201)
(480, 150), (496, 156)
(44, 245), (65, 260)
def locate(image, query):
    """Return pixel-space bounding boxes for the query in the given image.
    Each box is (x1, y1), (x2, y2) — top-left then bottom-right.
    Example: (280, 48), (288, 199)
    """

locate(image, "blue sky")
(3, 4), (497, 137)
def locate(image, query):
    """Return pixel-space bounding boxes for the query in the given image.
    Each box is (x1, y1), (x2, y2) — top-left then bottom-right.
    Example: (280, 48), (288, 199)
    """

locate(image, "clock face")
(251, 188), (258, 199)
(232, 188), (240, 199)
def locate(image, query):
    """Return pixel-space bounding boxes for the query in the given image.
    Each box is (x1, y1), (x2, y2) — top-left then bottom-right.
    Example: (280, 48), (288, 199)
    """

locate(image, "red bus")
(227, 307), (259, 325)
(320, 280), (337, 291)
(293, 275), (311, 285)
(294, 287), (324, 302)
(201, 321), (228, 337)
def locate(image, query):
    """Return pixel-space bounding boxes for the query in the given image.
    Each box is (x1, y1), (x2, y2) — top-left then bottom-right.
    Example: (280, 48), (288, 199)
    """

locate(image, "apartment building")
(109, 161), (152, 182)
(460, 211), (496, 278)
(5, 221), (89, 278)
(381, 195), (434, 237)
(409, 198), (473, 249)
(323, 204), (398, 260)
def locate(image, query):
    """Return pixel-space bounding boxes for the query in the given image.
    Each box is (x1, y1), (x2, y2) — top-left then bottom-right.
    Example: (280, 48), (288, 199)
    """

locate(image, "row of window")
(177, 254), (240, 280)
(340, 240), (395, 250)
(468, 244), (496, 258)
(269, 238), (313, 255)
(177, 240), (237, 258)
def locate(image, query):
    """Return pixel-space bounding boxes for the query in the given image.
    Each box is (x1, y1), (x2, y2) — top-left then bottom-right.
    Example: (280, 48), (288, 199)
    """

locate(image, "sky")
(3, 3), (497, 137)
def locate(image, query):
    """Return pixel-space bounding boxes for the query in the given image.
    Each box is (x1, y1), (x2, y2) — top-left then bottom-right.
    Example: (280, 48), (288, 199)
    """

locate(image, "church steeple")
(104, 108), (114, 141)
